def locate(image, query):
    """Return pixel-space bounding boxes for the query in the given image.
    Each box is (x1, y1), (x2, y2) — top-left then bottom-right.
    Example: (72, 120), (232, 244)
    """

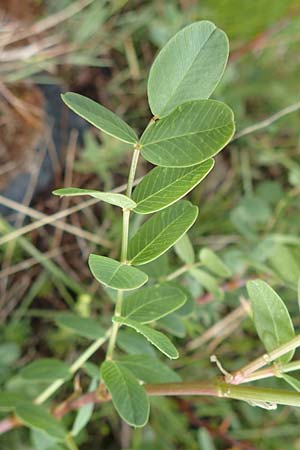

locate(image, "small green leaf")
(199, 248), (231, 278)
(19, 359), (71, 382)
(0, 392), (23, 411)
(88, 255), (148, 290)
(132, 160), (214, 214)
(174, 233), (195, 265)
(128, 201), (198, 265)
(190, 268), (224, 300)
(148, 21), (229, 117)
(122, 285), (186, 323)
(53, 188), (136, 209)
(157, 313), (186, 338)
(282, 374), (300, 392)
(72, 378), (98, 436)
(114, 317), (178, 359)
(55, 313), (105, 340)
(15, 403), (67, 441)
(117, 329), (156, 356)
(101, 360), (149, 427)
(247, 280), (295, 364)
(117, 355), (181, 383)
(62, 93), (138, 144)
(141, 100), (234, 167)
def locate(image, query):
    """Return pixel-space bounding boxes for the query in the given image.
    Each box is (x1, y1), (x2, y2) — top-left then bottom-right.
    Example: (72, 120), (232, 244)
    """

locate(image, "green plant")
(1, 19), (300, 449)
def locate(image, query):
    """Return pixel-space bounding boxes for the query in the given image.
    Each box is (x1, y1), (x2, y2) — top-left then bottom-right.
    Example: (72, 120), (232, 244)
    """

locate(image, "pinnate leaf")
(247, 280), (295, 363)
(128, 200), (198, 265)
(53, 188), (136, 209)
(62, 93), (138, 144)
(55, 312), (105, 340)
(89, 255), (148, 290)
(132, 160), (214, 214)
(15, 403), (67, 441)
(141, 100), (234, 167)
(148, 21), (229, 117)
(114, 317), (178, 359)
(117, 354), (181, 383)
(101, 360), (149, 427)
(122, 285), (186, 323)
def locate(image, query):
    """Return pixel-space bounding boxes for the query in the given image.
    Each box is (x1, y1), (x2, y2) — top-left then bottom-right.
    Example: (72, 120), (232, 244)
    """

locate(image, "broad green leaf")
(247, 280), (295, 364)
(268, 244), (300, 286)
(198, 428), (217, 450)
(55, 312), (105, 340)
(0, 392), (23, 411)
(62, 92), (138, 144)
(114, 317), (178, 359)
(72, 378), (98, 436)
(101, 360), (149, 427)
(53, 188), (136, 209)
(174, 233), (195, 265)
(132, 160), (214, 214)
(141, 100), (234, 167)
(117, 329), (156, 356)
(31, 429), (63, 450)
(117, 354), (181, 383)
(140, 253), (170, 279)
(157, 313), (186, 338)
(19, 359), (71, 382)
(298, 277), (300, 316)
(88, 255), (148, 290)
(282, 374), (300, 392)
(128, 201), (198, 265)
(15, 403), (67, 441)
(199, 248), (231, 278)
(122, 285), (186, 323)
(148, 21), (229, 117)
(190, 268), (223, 300)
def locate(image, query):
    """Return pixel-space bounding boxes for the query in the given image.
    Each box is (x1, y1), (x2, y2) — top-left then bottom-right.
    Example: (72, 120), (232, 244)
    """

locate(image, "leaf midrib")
(142, 121), (232, 146)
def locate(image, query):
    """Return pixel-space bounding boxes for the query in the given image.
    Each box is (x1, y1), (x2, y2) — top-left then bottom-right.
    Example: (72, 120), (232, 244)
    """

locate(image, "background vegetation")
(0, 1), (300, 449)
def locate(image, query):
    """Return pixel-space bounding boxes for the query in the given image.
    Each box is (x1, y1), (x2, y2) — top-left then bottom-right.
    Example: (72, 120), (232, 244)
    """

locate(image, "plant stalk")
(230, 335), (300, 384)
(105, 147), (140, 360)
(35, 332), (110, 404)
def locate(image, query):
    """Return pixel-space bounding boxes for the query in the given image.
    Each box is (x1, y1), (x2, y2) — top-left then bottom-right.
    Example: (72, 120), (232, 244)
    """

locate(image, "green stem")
(165, 261), (203, 281)
(241, 360), (300, 384)
(105, 147), (140, 361)
(35, 332), (110, 404)
(230, 335), (300, 384)
(66, 434), (79, 450)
